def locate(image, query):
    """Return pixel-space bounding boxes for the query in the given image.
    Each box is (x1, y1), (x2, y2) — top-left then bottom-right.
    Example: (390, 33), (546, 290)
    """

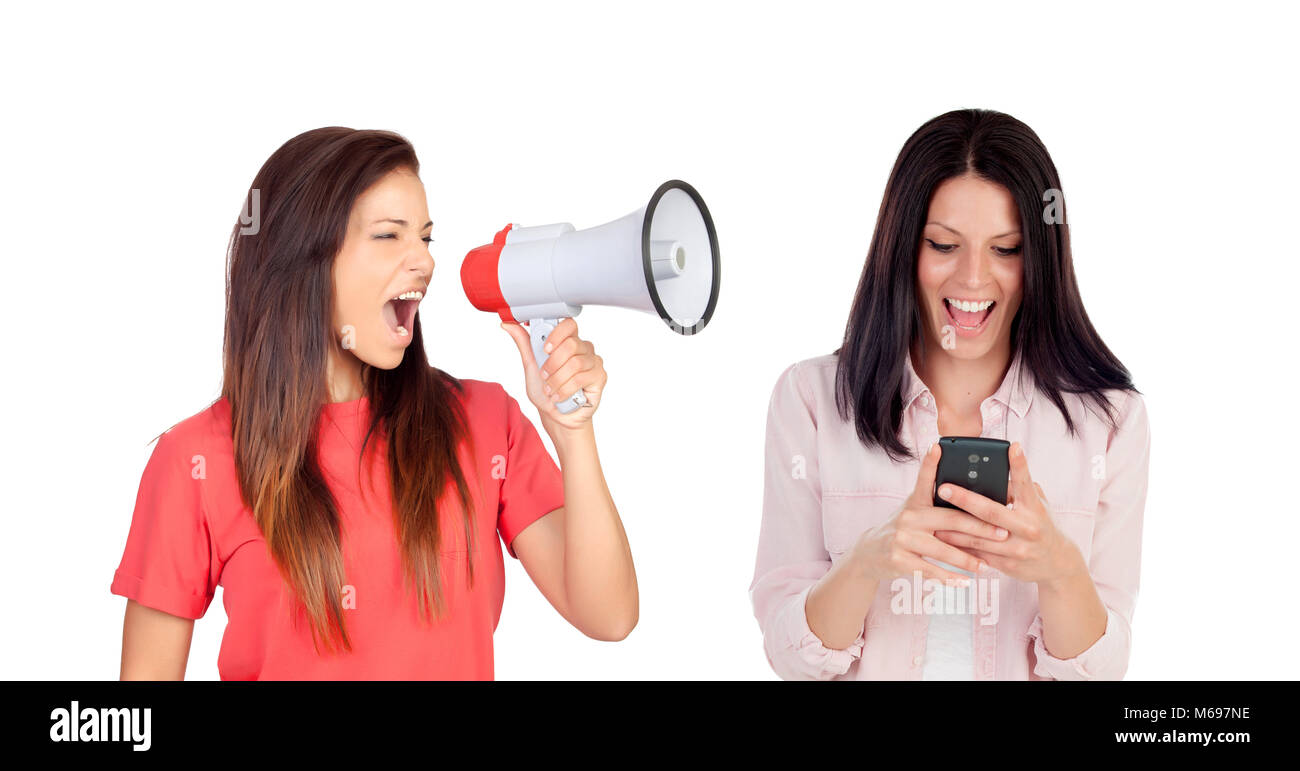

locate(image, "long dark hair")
(834, 108), (1135, 462)
(222, 127), (477, 654)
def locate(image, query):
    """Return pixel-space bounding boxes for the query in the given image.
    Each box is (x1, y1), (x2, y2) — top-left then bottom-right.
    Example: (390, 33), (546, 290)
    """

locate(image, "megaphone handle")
(529, 317), (589, 415)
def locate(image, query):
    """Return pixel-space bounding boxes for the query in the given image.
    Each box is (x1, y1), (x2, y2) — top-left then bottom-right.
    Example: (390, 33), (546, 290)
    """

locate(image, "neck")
(911, 335), (1013, 421)
(326, 346), (365, 403)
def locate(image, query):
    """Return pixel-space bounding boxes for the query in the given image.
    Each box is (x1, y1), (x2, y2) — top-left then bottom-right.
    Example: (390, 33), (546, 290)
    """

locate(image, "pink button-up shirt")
(750, 351), (1150, 680)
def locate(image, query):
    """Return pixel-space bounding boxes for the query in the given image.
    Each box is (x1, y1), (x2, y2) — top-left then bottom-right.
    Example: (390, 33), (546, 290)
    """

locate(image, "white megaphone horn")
(461, 179), (720, 413)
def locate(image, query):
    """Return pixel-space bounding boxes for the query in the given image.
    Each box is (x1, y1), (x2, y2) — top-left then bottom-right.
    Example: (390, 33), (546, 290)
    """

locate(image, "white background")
(1, 1), (1296, 680)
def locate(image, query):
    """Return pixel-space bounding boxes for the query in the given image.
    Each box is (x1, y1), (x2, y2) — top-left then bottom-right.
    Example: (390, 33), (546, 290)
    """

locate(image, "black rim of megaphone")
(641, 179), (720, 336)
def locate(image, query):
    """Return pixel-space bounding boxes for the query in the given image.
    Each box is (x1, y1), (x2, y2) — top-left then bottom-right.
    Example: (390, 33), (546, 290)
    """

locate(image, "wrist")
(847, 536), (881, 582)
(1040, 542), (1087, 593)
(542, 417), (596, 460)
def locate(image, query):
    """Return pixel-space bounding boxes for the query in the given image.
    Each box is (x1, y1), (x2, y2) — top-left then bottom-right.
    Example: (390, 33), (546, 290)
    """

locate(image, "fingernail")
(995, 527), (1008, 538)
(544, 342), (553, 353)
(938, 485), (952, 500)
(540, 370), (548, 379)
(543, 384), (551, 394)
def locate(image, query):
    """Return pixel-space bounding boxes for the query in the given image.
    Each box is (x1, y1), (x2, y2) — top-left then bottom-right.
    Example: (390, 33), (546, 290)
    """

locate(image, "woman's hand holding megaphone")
(501, 317), (605, 431)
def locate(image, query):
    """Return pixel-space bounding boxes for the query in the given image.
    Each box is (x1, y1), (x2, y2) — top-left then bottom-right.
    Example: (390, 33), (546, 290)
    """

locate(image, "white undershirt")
(920, 559), (976, 680)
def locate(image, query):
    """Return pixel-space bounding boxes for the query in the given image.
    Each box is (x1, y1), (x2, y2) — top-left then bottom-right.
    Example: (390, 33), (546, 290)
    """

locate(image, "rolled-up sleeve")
(495, 385), (566, 559)
(110, 431), (218, 620)
(749, 362), (865, 680)
(1026, 391), (1150, 680)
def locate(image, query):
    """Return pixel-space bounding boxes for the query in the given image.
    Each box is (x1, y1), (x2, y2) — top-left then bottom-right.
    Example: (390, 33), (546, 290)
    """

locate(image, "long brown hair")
(222, 127), (476, 654)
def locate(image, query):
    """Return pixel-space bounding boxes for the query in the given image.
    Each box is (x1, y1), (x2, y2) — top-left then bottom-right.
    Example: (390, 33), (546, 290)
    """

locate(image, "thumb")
(909, 442), (942, 507)
(500, 322), (538, 371)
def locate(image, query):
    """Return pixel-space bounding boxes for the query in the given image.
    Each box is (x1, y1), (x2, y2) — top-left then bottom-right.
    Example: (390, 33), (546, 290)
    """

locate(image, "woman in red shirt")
(111, 127), (637, 679)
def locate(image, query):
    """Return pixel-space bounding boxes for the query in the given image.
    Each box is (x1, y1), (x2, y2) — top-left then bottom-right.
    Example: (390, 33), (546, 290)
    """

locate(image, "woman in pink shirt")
(750, 109), (1150, 680)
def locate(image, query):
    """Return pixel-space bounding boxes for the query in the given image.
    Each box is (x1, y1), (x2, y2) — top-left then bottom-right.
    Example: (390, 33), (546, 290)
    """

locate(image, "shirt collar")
(903, 347), (1035, 419)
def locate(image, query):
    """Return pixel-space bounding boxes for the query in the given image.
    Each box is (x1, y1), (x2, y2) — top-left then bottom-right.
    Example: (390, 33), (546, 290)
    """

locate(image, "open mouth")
(944, 297), (995, 331)
(382, 290), (423, 338)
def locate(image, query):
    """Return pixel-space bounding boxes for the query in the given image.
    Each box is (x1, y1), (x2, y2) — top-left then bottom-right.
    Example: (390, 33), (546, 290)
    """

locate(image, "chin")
(945, 338), (998, 360)
(370, 352), (406, 370)
(351, 346), (406, 371)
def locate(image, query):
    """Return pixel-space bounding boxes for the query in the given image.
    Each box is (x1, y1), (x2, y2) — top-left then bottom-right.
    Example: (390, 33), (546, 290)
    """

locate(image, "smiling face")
(915, 173), (1024, 361)
(330, 167), (435, 373)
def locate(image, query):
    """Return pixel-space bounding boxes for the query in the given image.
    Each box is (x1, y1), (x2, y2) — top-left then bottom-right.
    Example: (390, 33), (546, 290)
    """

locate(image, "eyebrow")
(926, 221), (1020, 239)
(371, 218), (434, 229)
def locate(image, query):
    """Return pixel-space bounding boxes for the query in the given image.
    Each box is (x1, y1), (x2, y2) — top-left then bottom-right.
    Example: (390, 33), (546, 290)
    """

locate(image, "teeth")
(396, 325), (409, 336)
(946, 298), (994, 313)
(392, 290), (423, 301)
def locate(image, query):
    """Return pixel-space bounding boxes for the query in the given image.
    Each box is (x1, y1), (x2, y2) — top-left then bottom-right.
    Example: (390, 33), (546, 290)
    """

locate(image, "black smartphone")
(933, 436), (1010, 509)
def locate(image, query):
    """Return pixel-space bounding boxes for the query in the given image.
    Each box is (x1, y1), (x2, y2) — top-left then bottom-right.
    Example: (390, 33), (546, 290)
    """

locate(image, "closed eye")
(925, 238), (958, 254)
(993, 245), (1022, 256)
(372, 233), (434, 244)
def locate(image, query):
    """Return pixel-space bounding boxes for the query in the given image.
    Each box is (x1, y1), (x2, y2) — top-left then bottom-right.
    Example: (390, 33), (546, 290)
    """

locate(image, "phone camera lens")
(968, 470), (978, 479)
(967, 453), (980, 463)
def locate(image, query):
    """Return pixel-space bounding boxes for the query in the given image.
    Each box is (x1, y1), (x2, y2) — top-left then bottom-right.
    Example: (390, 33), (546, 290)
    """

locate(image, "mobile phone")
(933, 436), (1010, 509)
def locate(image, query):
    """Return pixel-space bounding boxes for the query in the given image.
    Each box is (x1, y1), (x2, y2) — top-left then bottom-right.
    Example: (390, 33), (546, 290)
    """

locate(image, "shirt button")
(912, 655), (923, 667)
(920, 395), (931, 407)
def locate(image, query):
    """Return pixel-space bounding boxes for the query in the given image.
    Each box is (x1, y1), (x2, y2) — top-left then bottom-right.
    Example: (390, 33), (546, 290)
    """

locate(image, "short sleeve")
(750, 361), (866, 680)
(1026, 391), (1150, 680)
(110, 431), (219, 620)
(495, 388), (566, 559)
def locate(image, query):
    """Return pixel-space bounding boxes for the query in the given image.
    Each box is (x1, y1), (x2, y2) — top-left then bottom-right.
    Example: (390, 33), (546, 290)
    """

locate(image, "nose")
(405, 238), (435, 282)
(956, 246), (990, 287)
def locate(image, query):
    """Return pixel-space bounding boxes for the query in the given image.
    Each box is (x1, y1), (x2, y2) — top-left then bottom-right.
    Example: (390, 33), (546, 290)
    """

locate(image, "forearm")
(805, 548), (879, 650)
(545, 420), (638, 639)
(1036, 545), (1107, 659)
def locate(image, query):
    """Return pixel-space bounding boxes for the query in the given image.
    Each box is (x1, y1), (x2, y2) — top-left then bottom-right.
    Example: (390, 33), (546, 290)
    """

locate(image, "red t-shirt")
(110, 378), (565, 680)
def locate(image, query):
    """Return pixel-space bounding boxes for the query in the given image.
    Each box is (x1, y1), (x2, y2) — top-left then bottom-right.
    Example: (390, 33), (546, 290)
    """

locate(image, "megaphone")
(461, 179), (720, 413)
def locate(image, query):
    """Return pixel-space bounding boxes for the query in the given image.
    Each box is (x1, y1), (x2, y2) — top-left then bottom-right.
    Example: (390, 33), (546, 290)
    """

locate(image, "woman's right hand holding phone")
(850, 443), (1010, 586)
